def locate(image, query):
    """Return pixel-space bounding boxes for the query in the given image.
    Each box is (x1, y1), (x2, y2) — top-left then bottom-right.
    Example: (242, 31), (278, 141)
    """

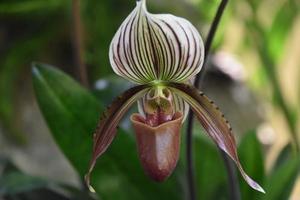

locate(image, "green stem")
(195, 0), (229, 87)
(219, 149), (241, 200)
(186, 1), (230, 200)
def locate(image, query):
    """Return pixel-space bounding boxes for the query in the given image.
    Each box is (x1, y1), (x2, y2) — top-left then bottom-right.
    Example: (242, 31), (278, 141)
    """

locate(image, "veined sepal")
(109, 0), (204, 84)
(166, 82), (265, 193)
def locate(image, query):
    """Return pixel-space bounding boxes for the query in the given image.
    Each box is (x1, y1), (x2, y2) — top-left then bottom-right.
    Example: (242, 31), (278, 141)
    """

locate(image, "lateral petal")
(167, 82), (265, 193)
(85, 84), (149, 191)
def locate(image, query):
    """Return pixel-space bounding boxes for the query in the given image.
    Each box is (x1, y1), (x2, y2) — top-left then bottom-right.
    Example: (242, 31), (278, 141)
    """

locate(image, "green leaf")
(261, 158), (300, 200)
(238, 131), (265, 200)
(32, 63), (101, 175)
(32, 63), (182, 200)
(272, 144), (293, 172)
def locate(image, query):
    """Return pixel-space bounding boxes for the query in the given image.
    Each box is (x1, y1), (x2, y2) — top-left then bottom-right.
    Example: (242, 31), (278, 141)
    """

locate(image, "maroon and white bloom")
(86, 0), (265, 194)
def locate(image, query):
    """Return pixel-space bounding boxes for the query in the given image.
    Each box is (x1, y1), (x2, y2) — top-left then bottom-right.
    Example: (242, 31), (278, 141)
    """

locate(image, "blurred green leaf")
(267, 0), (298, 62)
(82, 0), (133, 80)
(0, 157), (20, 177)
(261, 158), (300, 200)
(0, 158), (75, 199)
(192, 132), (227, 200)
(0, 172), (49, 195)
(247, 0), (262, 10)
(32, 63), (182, 200)
(272, 144), (293, 172)
(0, 0), (67, 14)
(197, 0), (220, 22)
(0, 28), (56, 144)
(238, 131), (265, 200)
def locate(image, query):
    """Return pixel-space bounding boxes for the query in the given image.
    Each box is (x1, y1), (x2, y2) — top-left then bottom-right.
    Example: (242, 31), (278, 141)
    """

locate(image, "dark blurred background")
(0, 0), (300, 199)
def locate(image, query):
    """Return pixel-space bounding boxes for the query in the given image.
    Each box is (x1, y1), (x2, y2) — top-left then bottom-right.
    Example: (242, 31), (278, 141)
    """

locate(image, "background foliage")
(0, 0), (300, 199)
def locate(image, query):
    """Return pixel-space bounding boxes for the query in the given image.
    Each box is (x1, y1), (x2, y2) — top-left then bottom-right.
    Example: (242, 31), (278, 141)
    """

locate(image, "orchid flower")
(85, 0), (265, 193)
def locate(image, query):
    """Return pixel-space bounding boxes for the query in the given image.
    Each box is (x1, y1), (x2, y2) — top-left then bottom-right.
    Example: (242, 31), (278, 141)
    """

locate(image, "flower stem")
(72, 0), (89, 88)
(219, 149), (241, 200)
(186, 1), (230, 200)
(194, 0), (229, 87)
(186, 113), (197, 200)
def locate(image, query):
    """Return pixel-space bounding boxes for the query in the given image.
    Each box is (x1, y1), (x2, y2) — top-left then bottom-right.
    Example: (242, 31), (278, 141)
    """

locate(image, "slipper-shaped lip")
(131, 112), (184, 181)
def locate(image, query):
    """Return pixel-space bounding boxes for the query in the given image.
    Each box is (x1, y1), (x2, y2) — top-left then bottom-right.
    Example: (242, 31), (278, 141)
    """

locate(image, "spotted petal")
(109, 0), (204, 84)
(167, 82), (265, 193)
(85, 84), (149, 190)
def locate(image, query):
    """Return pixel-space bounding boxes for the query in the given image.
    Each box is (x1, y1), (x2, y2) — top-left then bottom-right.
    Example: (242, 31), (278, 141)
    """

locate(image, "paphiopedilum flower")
(86, 0), (265, 193)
